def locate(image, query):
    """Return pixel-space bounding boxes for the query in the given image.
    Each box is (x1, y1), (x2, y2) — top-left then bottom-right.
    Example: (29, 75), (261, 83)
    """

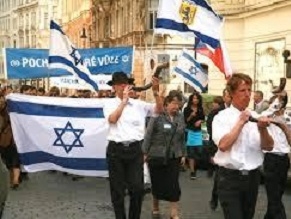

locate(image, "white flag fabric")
(49, 20), (99, 91)
(155, 0), (223, 49)
(174, 49), (208, 92)
(7, 94), (108, 177)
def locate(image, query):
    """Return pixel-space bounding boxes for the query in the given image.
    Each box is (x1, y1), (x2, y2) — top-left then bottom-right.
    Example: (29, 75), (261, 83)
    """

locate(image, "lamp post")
(80, 27), (87, 48)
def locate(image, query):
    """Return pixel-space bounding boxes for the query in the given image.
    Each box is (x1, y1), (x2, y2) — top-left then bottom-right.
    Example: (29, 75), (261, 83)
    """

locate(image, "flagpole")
(194, 37), (197, 59)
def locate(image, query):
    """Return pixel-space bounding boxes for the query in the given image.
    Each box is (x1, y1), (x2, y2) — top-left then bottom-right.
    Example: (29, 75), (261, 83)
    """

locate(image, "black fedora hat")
(107, 72), (135, 86)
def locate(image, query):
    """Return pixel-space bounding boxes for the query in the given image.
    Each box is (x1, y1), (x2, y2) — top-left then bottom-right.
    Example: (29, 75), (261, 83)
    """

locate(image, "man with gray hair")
(253, 90), (269, 114)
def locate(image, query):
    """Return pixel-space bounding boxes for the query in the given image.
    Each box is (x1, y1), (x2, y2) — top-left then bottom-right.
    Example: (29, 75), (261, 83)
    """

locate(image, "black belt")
(265, 153), (288, 157)
(110, 140), (141, 147)
(219, 166), (259, 176)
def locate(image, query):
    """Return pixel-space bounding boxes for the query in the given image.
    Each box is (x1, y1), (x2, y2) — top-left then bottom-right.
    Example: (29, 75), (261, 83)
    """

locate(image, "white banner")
(50, 75), (112, 90)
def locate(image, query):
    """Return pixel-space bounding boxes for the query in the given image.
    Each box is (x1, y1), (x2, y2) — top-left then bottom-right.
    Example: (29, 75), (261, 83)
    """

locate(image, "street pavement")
(2, 170), (291, 219)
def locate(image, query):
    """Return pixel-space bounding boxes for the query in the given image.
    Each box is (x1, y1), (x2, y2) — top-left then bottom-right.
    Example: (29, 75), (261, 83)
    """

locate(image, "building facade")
(91, 0), (291, 100)
(61, 0), (92, 49)
(210, 0), (291, 99)
(0, 0), (61, 81)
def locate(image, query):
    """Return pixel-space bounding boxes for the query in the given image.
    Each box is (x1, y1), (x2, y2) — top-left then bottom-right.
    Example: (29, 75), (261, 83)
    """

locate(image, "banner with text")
(4, 47), (133, 79)
(50, 75), (112, 90)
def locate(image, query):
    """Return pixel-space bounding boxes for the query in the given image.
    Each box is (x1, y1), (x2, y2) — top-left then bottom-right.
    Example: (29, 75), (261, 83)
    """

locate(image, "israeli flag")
(174, 49), (208, 92)
(7, 94), (108, 177)
(49, 20), (99, 91)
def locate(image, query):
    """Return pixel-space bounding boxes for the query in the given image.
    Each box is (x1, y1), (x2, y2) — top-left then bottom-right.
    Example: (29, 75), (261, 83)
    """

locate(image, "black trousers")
(263, 153), (290, 219)
(217, 167), (260, 219)
(106, 141), (144, 219)
(210, 165), (219, 203)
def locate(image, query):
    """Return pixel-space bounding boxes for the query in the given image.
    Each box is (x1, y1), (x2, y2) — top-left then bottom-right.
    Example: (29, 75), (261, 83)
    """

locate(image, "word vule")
(83, 55), (119, 67)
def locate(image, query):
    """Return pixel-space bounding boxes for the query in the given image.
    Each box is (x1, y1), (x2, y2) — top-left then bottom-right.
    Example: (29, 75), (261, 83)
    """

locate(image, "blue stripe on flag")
(50, 20), (65, 35)
(156, 19), (220, 49)
(174, 67), (206, 92)
(49, 56), (99, 91)
(182, 52), (205, 72)
(190, 0), (223, 20)
(20, 151), (107, 171)
(7, 100), (104, 118)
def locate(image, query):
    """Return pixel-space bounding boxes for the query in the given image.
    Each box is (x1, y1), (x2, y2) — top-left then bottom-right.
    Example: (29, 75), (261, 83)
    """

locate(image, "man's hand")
(257, 116), (271, 129)
(239, 110), (251, 125)
(180, 157), (186, 166)
(122, 85), (132, 104)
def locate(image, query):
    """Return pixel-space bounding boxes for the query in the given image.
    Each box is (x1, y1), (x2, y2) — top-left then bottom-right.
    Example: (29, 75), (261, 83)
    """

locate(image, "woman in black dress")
(143, 91), (186, 219)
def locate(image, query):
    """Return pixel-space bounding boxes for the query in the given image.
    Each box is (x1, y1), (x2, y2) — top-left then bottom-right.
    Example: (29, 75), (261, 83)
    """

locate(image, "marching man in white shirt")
(262, 91), (291, 219)
(103, 71), (163, 219)
(212, 73), (274, 219)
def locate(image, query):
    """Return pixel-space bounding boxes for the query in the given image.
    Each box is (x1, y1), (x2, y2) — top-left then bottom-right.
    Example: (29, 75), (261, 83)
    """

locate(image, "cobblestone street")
(2, 171), (291, 219)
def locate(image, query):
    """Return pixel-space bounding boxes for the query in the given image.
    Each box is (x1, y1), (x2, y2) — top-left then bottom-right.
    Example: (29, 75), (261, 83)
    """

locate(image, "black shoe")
(190, 172), (197, 180)
(72, 176), (84, 181)
(20, 172), (29, 182)
(144, 183), (152, 194)
(11, 184), (19, 190)
(209, 200), (218, 211)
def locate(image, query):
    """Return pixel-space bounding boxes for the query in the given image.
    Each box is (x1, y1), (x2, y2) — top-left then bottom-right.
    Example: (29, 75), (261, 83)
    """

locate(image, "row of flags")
(47, 0), (231, 92)
(155, 0), (233, 91)
(6, 2), (231, 175)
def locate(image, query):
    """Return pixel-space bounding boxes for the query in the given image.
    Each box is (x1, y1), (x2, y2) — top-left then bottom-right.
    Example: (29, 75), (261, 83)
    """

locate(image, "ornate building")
(210, 0), (291, 97)
(61, 0), (92, 49)
(0, 0), (61, 80)
(91, 0), (291, 99)
(91, 0), (195, 99)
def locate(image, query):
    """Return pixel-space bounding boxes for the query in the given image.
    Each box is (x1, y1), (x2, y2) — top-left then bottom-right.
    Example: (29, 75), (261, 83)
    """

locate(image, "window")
(19, 14), (23, 28)
(148, 10), (157, 30)
(31, 12), (36, 28)
(149, 0), (159, 8)
(19, 36), (24, 47)
(184, 83), (196, 94)
(148, 0), (158, 30)
(13, 40), (16, 48)
(104, 16), (110, 38)
(25, 34), (29, 47)
(31, 35), (36, 48)
(13, 17), (17, 30)
(25, 13), (29, 28)
(44, 12), (48, 29)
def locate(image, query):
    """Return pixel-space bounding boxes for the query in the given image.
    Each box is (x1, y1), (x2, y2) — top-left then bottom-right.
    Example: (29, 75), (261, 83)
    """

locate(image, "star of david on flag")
(49, 20), (99, 91)
(174, 49), (208, 92)
(6, 94), (109, 177)
(53, 122), (84, 153)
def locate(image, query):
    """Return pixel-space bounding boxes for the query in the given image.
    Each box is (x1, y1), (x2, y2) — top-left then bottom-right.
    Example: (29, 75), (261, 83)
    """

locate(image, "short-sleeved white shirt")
(264, 116), (290, 155)
(103, 97), (155, 142)
(212, 105), (265, 170)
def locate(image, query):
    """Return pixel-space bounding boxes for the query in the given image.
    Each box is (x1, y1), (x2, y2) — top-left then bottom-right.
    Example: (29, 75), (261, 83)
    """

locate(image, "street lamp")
(282, 50), (291, 78)
(80, 27), (87, 48)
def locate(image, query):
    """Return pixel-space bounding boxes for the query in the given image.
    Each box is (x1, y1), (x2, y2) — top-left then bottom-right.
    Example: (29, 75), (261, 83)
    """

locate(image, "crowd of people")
(0, 71), (291, 219)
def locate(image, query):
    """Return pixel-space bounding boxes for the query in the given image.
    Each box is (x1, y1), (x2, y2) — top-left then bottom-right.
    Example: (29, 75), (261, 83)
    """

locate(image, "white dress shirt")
(212, 105), (267, 170)
(264, 115), (290, 155)
(103, 97), (155, 142)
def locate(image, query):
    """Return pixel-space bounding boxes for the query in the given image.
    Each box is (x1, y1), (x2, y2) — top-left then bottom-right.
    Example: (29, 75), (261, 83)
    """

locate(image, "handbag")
(186, 130), (202, 146)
